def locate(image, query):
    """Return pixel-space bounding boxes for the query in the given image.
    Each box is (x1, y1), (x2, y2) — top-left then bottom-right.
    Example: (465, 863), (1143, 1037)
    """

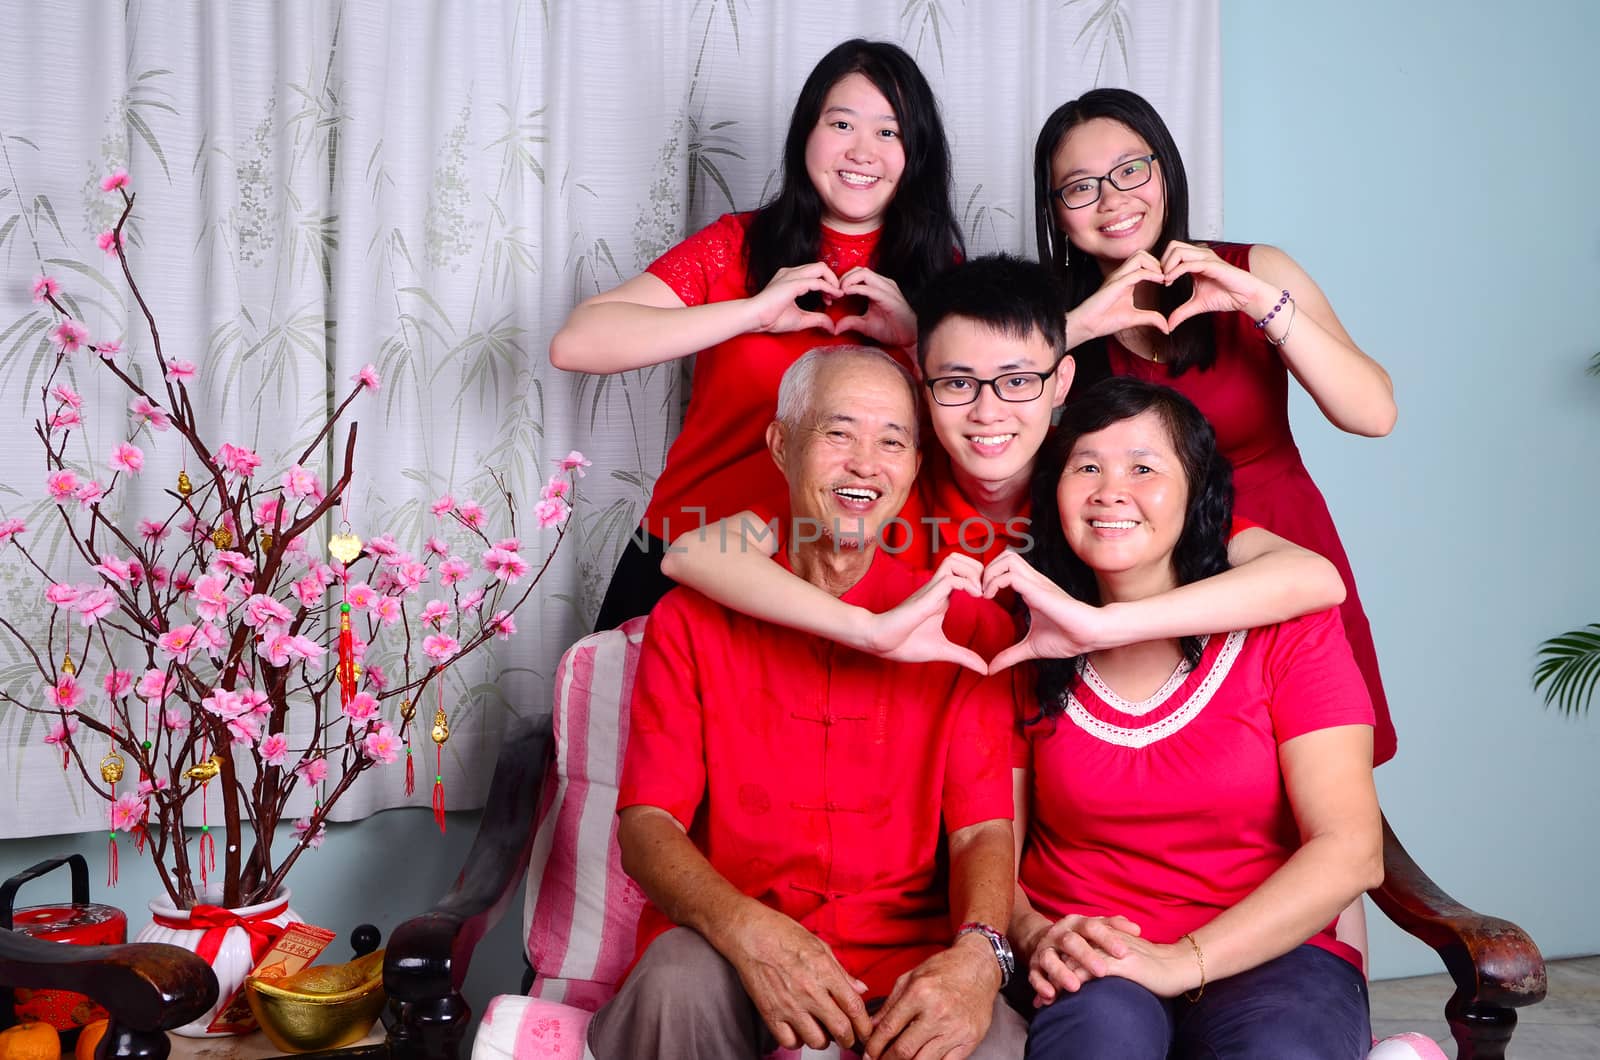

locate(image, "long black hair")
(1028, 377), (1233, 717)
(1032, 88), (1218, 377)
(745, 39), (963, 301)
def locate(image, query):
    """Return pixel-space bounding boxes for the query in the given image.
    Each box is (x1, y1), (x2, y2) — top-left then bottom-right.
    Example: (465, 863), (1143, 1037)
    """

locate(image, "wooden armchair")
(379, 625), (1549, 1060)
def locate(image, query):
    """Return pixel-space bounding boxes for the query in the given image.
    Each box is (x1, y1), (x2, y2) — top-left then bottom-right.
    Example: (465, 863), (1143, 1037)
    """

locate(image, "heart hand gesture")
(1161, 241), (1281, 330)
(1066, 251), (1172, 344)
(834, 265), (917, 348)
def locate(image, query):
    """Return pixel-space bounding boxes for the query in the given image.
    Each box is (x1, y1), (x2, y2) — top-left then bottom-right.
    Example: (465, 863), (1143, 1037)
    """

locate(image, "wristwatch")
(955, 921), (1015, 988)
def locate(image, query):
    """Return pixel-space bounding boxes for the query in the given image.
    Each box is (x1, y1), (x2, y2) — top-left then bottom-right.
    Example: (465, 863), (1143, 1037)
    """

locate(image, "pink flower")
(243, 593), (293, 632)
(192, 574), (234, 623)
(541, 474), (571, 502)
(217, 443), (261, 479)
(95, 340), (122, 361)
(163, 708), (187, 730)
(172, 570), (195, 594)
(50, 319), (89, 353)
(240, 688), (271, 719)
(372, 595), (402, 626)
(482, 548), (529, 583)
(494, 537), (521, 553)
(165, 359), (197, 382)
(291, 575), (325, 608)
(48, 409), (81, 433)
(137, 669), (175, 702)
(0, 518), (25, 547)
(267, 634), (325, 666)
(259, 733), (289, 767)
(74, 481), (105, 508)
(416, 536), (444, 558)
(353, 363), (380, 390)
(557, 451), (591, 477)
(363, 663), (388, 691)
(108, 442), (144, 474)
(103, 669), (134, 697)
(31, 275), (60, 303)
(147, 564), (170, 590)
(201, 689), (244, 719)
(293, 816), (326, 848)
(75, 588), (117, 626)
(48, 674), (83, 710)
(393, 561), (429, 593)
(100, 169), (129, 192)
(96, 230), (122, 255)
(422, 633), (459, 662)
(364, 534), (399, 558)
(430, 494), (455, 517)
(534, 497), (570, 530)
(343, 692), (380, 726)
(129, 396), (171, 432)
(195, 622), (228, 658)
(226, 714), (261, 744)
(44, 715), (79, 746)
(297, 756), (329, 785)
(457, 587), (486, 612)
(138, 519), (169, 543)
(136, 776), (168, 798)
(345, 583), (376, 609)
(488, 610), (517, 640)
(93, 555), (133, 583)
(112, 794), (147, 832)
(420, 599), (451, 627)
(281, 464), (322, 499)
(455, 500), (485, 529)
(157, 624), (199, 662)
(362, 723), (400, 764)
(46, 470), (79, 500)
(50, 383), (82, 408)
(438, 557), (471, 587)
(213, 550), (254, 577)
(46, 583), (81, 607)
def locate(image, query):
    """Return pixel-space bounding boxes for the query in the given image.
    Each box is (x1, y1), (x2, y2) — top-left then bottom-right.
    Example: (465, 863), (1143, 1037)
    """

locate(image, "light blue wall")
(1222, 1), (1600, 977)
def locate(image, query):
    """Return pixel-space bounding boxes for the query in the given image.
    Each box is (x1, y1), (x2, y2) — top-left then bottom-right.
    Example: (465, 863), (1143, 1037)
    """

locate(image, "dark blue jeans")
(1024, 943), (1370, 1060)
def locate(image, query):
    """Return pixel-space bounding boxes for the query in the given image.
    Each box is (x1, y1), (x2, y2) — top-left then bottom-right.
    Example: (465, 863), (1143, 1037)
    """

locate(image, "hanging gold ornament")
(211, 526), (234, 550)
(431, 707), (450, 746)
(351, 661), (363, 681)
(327, 531), (362, 564)
(177, 470), (193, 497)
(61, 652), (76, 676)
(259, 533), (274, 554)
(399, 698), (415, 723)
(184, 755), (223, 782)
(99, 750), (126, 785)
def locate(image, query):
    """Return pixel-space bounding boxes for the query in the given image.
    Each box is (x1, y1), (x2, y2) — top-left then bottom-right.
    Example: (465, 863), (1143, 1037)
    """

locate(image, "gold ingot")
(327, 531), (362, 564)
(177, 470), (193, 497)
(430, 707), (449, 746)
(99, 751), (126, 785)
(212, 526), (235, 550)
(61, 652), (76, 676)
(352, 661), (363, 681)
(259, 533), (274, 554)
(184, 754), (223, 782)
(246, 949), (387, 1054)
(398, 699), (415, 723)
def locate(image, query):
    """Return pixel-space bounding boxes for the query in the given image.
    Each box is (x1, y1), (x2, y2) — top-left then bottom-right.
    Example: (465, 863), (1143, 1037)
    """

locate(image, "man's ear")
(767, 419), (787, 472)
(1052, 355), (1076, 408)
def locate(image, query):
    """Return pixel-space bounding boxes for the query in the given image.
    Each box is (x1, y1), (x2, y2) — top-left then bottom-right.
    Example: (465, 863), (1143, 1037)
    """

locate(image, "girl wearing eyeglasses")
(1034, 88), (1400, 767)
(551, 39), (963, 631)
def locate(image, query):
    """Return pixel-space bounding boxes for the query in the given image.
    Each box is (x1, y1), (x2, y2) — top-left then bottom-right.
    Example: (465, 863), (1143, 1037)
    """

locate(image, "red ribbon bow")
(153, 899), (289, 967)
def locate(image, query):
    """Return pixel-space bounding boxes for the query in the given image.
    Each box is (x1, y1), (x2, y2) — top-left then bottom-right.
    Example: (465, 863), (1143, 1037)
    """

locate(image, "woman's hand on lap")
(1027, 914), (1143, 1004)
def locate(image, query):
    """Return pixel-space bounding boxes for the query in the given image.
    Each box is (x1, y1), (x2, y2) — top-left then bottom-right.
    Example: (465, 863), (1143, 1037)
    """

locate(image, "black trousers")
(592, 531), (678, 632)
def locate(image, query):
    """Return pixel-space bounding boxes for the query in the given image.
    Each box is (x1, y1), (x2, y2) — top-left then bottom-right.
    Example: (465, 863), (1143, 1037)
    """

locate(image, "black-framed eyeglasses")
(1052, 154), (1158, 210)
(924, 362), (1062, 406)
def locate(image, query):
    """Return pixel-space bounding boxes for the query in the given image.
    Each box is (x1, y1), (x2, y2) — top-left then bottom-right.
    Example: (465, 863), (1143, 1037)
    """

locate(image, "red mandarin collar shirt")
(618, 547), (1020, 999)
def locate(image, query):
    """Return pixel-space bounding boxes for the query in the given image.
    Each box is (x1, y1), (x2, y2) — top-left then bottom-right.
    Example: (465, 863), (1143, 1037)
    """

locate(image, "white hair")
(774, 346), (918, 441)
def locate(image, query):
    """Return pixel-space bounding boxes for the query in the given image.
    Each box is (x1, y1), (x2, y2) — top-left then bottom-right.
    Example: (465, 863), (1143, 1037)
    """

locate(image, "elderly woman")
(990, 377), (1382, 1059)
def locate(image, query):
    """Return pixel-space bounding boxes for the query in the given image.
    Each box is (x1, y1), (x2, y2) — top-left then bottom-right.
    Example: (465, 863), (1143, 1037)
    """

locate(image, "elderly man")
(586, 346), (1027, 1059)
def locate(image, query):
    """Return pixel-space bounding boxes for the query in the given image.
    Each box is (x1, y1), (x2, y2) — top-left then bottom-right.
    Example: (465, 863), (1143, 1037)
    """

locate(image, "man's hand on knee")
(863, 938), (999, 1060)
(723, 902), (873, 1050)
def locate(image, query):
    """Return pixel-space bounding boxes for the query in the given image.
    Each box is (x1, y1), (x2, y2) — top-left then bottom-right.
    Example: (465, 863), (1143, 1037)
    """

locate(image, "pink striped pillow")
(521, 617), (650, 1007)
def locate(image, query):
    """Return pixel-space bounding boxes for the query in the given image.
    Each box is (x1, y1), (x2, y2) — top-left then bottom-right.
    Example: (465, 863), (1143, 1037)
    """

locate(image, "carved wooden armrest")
(383, 714), (552, 1060)
(1368, 814), (1546, 1060)
(0, 928), (217, 1059)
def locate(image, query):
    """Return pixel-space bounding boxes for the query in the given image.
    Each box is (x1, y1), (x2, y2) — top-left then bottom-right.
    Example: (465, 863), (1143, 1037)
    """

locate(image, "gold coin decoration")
(177, 470), (193, 497)
(100, 751), (126, 784)
(327, 532), (362, 564)
(211, 526), (234, 549)
(431, 707), (450, 746)
(399, 698), (415, 723)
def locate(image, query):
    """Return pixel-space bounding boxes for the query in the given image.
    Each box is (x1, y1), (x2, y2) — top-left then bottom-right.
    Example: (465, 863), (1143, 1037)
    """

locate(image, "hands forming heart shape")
(1074, 241), (1282, 341)
(754, 261), (916, 347)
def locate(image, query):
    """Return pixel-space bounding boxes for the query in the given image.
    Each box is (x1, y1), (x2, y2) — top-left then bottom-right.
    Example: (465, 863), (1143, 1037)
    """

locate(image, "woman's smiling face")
(804, 72), (906, 234)
(1049, 117), (1166, 267)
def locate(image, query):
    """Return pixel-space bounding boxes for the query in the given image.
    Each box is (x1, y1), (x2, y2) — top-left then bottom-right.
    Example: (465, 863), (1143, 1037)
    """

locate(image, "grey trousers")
(586, 926), (1028, 1059)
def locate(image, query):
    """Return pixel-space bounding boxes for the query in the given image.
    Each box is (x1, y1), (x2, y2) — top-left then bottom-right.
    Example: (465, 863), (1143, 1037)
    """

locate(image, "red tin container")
(2, 854), (126, 1030)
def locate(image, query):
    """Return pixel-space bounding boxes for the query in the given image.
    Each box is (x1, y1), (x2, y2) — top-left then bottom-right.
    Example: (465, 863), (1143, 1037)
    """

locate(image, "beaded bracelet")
(1254, 289), (1291, 330)
(1264, 297), (1298, 347)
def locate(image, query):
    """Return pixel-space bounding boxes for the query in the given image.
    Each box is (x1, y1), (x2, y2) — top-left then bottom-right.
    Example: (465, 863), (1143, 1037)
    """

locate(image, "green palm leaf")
(1533, 624), (1600, 717)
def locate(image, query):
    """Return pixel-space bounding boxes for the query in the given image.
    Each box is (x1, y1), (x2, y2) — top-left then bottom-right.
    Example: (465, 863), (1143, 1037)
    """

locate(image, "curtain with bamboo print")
(0, 0), (1221, 837)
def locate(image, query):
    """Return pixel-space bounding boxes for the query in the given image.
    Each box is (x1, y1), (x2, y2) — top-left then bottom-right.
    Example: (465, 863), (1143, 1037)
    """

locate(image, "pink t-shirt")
(1020, 606), (1374, 970)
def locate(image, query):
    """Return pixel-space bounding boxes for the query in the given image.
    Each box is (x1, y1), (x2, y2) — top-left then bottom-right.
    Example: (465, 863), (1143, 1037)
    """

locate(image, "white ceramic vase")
(134, 888), (300, 1037)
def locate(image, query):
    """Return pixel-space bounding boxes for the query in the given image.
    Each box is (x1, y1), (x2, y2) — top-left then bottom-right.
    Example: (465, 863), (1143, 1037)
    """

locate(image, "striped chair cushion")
(521, 616), (650, 1006)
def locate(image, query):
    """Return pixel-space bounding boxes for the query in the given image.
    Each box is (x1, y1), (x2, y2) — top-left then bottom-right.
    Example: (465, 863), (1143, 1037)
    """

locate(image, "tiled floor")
(1369, 954), (1600, 1058)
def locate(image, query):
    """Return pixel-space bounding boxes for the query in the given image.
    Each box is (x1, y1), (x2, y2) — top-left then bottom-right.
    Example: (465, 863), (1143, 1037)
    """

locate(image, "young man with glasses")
(662, 255), (1345, 672)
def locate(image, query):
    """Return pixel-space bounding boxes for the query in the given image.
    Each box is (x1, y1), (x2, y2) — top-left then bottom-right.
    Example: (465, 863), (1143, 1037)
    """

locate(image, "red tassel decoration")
(337, 603), (357, 708)
(405, 747), (415, 796)
(432, 746), (446, 834)
(107, 828), (119, 887)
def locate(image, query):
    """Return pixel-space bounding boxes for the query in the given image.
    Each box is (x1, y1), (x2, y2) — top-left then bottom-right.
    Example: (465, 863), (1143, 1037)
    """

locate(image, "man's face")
(770, 356), (921, 551)
(922, 316), (1072, 496)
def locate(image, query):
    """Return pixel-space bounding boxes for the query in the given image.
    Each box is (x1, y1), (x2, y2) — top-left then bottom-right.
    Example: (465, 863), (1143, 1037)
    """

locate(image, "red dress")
(1105, 242), (1395, 764)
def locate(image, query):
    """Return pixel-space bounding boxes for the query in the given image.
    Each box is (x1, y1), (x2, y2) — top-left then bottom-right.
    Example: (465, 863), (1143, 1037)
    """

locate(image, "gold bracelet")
(1181, 932), (1206, 1001)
